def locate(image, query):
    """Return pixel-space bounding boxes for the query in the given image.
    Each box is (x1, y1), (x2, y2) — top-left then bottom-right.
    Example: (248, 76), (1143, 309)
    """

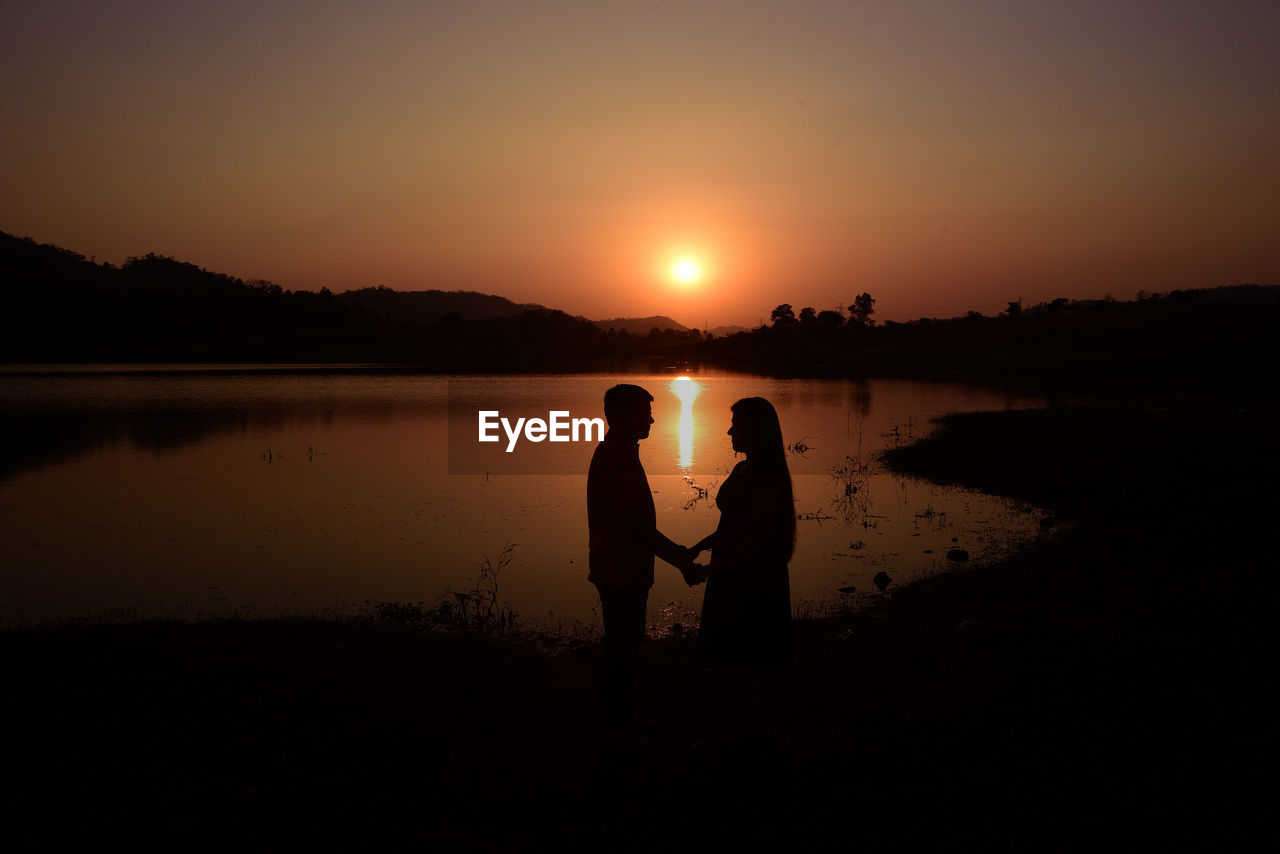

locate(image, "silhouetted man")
(587, 383), (693, 729)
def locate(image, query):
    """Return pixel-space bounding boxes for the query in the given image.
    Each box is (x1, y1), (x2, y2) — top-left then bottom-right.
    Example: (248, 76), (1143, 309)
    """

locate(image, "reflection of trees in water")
(0, 408), (293, 483)
(1, 412), (100, 483)
(848, 379), (872, 418)
(0, 400), (433, 484)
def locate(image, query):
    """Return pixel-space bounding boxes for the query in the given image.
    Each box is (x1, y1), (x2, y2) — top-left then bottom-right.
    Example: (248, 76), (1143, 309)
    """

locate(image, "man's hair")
(603, 384), (653, 424)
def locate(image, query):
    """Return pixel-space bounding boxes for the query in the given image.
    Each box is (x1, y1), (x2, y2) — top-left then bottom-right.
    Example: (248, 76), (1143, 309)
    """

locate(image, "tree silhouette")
(849, 292), (876, 327)
(799, 306), (817, 325)
(770, 304), (798, 327)
(817, 309), (844, 329)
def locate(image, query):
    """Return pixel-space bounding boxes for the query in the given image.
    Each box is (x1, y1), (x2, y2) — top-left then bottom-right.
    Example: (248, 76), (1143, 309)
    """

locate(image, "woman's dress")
(697, 460), (793, 667)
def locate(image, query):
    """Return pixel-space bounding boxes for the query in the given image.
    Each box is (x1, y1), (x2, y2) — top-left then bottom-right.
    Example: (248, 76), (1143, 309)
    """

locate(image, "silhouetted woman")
(688, 397), (795, 667)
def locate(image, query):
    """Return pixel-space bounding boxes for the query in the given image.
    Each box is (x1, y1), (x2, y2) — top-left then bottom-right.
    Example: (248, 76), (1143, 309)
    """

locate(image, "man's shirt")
(587, 430), (658, 593)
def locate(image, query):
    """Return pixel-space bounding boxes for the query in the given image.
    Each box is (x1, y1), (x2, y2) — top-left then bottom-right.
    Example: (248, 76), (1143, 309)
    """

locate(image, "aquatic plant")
(442, 542), (520, 634)
(829, 427), (875, 520)
(680, 475), (717, 510)
(373, 542), (519, 636)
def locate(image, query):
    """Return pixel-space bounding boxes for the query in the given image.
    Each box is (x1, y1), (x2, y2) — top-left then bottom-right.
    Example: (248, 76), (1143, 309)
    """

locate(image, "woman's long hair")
(731, 396), (796, 560)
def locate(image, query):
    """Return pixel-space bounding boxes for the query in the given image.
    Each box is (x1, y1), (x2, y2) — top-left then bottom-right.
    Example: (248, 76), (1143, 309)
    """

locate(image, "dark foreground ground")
(4, 389), (1276, 851)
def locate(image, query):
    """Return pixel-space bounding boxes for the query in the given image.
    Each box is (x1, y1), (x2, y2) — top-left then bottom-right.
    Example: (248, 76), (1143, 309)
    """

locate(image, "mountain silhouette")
(592, 315), (690, 335)
(0, 230), (705, 364)
(336, 286), (550, 325)
(706, 324), (750, 338)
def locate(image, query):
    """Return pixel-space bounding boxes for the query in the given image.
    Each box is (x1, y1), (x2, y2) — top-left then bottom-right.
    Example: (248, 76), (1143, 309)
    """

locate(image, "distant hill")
(593, 315), (690, 335)
(0, 230), (423, 362)
(0, 230), (703, 364)
(339, 291), (714, 338)
(707, 324), (750, 338)
(337, 286), (548, 324)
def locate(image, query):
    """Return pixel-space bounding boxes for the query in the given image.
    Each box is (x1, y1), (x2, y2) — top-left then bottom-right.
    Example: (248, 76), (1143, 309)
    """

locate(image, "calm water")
(0, 366), (1053, 631)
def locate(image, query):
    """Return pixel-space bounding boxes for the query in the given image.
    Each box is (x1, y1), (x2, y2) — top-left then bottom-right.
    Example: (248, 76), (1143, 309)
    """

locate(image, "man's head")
(603, 384), (654, 441)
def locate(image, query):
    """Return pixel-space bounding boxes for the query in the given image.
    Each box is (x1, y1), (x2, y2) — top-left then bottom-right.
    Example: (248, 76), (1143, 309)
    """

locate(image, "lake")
(0, 365), (1052, 632)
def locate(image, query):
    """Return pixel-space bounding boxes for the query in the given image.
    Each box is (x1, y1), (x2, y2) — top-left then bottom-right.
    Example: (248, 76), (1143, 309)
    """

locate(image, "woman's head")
(728, 397), (786, 460)
(729, 397), (796, 558)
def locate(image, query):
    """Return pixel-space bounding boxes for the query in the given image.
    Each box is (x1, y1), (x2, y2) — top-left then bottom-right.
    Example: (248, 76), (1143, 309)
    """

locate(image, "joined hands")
(677, 544), (708, 587)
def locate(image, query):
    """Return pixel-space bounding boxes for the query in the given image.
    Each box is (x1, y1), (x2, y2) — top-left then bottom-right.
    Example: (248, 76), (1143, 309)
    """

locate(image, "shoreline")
(4, 389), (1274, 850)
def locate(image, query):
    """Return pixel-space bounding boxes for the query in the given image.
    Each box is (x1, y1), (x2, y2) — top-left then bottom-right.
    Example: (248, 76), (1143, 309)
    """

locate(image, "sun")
(670, 257), (703, 285)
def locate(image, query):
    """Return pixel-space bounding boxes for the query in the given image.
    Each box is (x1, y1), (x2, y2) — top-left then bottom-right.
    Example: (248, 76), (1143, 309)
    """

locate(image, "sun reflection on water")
(668, 376), (703, 470)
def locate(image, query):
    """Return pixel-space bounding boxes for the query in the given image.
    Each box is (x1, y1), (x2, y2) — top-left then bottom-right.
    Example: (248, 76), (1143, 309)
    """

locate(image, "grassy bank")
(4, 391), (1275, 851)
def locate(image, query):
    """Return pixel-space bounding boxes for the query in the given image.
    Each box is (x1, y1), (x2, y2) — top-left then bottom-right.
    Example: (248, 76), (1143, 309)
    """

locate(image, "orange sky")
(2, 1), (1277, 327)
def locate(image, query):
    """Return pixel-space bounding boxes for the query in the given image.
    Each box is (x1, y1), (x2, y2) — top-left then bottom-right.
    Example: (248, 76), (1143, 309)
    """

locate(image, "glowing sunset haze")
(2, 0), (1277, 326)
